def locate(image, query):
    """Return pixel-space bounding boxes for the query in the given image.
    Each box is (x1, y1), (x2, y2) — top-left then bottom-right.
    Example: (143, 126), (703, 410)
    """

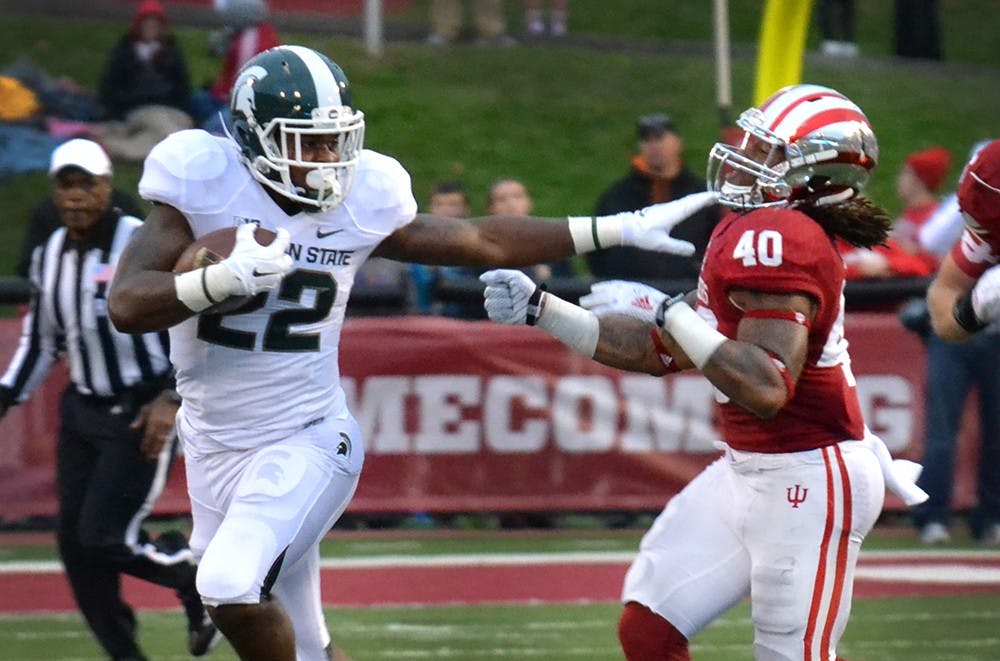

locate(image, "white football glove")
(971, 263), (1000, 326)
(480, 269), (539, 325)
(622, 191), (719, 256)
(214, 224), (294, 297)
(579, 280), (667, 325)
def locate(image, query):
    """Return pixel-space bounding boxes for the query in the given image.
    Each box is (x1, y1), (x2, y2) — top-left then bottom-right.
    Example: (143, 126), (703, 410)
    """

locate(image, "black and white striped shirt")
(0, 209), (170, 405)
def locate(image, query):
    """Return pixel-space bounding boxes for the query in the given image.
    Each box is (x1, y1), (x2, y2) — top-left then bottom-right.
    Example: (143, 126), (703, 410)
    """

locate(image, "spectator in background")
(524, 0), (569, 38)
(894, 0), (942, 60)
(840, 145), (950, 279)
(414, 181), (485, 317)
(97, 0), (192, 120)
(587, 113), (720, 283)
(94, 0), (194, 161)
(819, 0), (858, 57)
(0, 139), (219, 659)
(912, 139), (1000, 546)
(426, 0), (515, 48)
(487, 177), (573, 280)
(192, 0), (281, 133)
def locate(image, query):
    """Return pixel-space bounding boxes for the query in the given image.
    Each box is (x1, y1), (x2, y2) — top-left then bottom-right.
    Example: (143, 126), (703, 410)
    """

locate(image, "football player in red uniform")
(926, 138), (1000, 341)
(482, 84), (928, 660)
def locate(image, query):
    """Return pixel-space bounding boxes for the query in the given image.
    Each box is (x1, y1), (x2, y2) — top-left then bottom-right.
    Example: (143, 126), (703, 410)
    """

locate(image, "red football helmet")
(708, 84), (879, 209)
(957, 138), (1000, 232)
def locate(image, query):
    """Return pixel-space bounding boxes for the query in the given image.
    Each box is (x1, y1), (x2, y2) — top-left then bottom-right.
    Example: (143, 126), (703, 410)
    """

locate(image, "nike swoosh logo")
(316, 228), (344, 239)
(252, 269), (278, 277)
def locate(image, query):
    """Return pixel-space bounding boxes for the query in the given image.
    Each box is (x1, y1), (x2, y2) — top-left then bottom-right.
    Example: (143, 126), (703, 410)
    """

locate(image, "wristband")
(659, 302), (727, 370)
(535, 293), (600, 357)
(764, 351), (796, 400)
(952, 290), (987, 334)
(175, 264), (236, 313)
(526, 284), (546, 326)
(568, 215), (623, 254)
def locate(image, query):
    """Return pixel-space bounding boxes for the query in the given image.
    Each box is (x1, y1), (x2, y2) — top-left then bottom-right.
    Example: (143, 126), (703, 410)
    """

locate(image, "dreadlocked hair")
(795, 196), (892, 249)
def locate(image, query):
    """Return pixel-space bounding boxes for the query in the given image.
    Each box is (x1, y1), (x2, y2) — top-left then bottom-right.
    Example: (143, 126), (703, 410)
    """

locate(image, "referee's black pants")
(56, 387), (198, 660)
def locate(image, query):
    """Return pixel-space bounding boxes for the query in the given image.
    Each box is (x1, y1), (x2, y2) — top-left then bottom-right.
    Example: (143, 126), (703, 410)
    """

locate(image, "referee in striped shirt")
(0, 139), (219, 660)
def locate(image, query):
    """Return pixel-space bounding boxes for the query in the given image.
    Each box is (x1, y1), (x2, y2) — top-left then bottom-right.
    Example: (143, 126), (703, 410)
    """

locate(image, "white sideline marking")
(1, 549), (998, 574)
(854, 563), (1000, 584)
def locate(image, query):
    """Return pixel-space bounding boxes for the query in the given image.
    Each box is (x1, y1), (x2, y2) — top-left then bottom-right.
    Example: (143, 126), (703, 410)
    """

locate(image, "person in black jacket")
(97, 0), (192, 120)
(94, 0), (194, 161)
(586, 113), (720, 283)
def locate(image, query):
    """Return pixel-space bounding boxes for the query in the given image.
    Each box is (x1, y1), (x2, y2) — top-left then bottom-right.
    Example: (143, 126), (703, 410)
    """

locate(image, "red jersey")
(696, 208), (865, 453)
(952, 139), (1000, 278)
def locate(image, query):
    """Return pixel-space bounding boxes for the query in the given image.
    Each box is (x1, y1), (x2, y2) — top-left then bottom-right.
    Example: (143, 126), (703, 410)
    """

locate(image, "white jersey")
(140, 129), (417, 457)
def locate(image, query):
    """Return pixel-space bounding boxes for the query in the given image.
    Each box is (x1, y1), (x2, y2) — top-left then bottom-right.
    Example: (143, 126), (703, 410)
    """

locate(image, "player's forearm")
(926, 278), (973, 341)
(701, 342), (791, 419)
(593, 316), (668, 375)
(472, 215), (577, 266)
(109, 271), (196, 333)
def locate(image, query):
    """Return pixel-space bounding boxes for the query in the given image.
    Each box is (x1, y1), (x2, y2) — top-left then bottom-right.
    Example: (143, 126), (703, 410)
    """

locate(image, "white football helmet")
(230, 45), (365, 211)
(708, 84), (878, 209)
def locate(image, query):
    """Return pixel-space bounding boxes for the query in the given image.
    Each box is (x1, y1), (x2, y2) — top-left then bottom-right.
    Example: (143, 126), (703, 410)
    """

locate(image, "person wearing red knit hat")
(839, 146), (952, 280)
(97, 0), (192, 120)
(95, 0), (194, 160)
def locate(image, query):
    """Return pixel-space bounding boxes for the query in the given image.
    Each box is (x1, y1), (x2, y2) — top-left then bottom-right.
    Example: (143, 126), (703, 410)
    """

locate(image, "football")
(173, 226), (278, 315)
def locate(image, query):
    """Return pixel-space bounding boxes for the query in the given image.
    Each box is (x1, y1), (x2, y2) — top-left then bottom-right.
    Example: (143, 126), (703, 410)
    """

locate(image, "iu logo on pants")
(786, 484), (808, 508)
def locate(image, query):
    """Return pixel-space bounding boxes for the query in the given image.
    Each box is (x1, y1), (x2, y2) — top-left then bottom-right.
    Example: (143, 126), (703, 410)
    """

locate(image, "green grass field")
(2, 526), (998, 660)
(2, 594), (999, 660)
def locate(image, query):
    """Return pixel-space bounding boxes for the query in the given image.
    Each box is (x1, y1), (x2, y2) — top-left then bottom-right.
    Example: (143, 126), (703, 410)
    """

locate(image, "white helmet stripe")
(776, 97), (866, 139)
(285, 44), (344, 106)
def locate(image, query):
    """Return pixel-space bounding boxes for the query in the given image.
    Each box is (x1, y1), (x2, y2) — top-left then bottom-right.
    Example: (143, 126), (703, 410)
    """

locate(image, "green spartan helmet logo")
(337, 432), (352, 457)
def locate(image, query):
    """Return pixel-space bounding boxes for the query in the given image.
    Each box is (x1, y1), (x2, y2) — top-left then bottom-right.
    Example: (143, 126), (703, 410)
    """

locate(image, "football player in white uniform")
(108, 45), (718, 660)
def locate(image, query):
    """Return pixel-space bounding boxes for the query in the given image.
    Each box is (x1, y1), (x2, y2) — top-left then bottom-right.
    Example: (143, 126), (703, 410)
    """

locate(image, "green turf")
(1, 594), (998, 660)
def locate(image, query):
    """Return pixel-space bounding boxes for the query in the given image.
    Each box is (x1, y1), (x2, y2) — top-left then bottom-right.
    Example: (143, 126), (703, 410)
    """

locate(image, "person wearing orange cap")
(914, 139), (1000, 546)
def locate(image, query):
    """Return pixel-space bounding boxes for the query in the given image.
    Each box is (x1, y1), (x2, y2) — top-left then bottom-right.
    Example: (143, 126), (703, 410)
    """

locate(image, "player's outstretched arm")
(479, 269), (667, 374)
(373, 192), (718, 266)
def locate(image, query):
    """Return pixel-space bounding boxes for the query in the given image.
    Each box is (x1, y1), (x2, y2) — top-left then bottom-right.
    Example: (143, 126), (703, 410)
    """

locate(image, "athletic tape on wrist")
(660, 302), (727, 370)
(536, 292), (600, 357)
(175, 268), (214, 312)
(568, 215), (622, 254)
(174, 264), (233, 313)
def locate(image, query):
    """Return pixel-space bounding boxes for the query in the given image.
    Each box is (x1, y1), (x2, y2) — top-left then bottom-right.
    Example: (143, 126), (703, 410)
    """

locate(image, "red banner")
(0, 314), (983, 520)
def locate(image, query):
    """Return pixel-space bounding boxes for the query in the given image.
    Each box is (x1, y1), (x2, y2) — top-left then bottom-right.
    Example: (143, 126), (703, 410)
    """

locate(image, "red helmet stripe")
(765, 89), (847, 132)
(790, 108), (870, 142)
